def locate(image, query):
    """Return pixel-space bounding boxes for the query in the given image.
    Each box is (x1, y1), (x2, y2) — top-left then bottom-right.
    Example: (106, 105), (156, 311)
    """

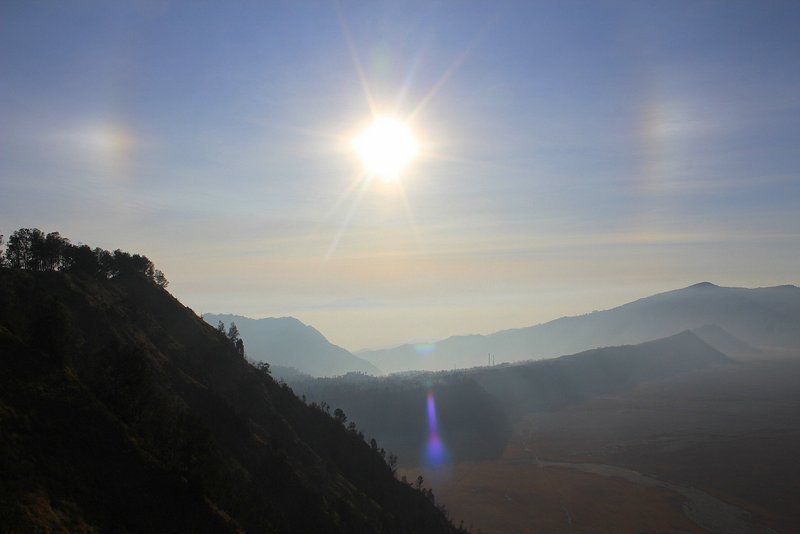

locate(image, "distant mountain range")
(291, 329), (731, 465)
(202, 313), (381, 377)
(360, 282), (800, 373)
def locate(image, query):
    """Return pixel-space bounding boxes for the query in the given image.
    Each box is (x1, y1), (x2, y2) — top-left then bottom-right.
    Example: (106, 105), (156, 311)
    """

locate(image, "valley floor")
(401, 355), (800, 533)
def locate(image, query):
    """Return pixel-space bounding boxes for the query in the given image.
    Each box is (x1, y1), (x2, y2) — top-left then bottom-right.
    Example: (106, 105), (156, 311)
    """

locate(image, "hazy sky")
(2, 1), (799, 350)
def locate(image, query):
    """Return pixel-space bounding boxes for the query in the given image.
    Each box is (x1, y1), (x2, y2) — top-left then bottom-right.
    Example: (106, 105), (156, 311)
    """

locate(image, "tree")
(39, 232), (69, 271)
(94, 248), (114, 278)
(5, 228), (39, 269)
(217, 321), (226, 335)
(255, 361), (271, 375)
(415, 475), (424, 490)
(227, 322), (240, 343)
(153, 269), (168, 288)
(235, 338), (245, 357)
(333, 408), (347, 424)
(2, 228), (169, 287)
(110, 249), (154, 279)
(387, 453), (398, 473)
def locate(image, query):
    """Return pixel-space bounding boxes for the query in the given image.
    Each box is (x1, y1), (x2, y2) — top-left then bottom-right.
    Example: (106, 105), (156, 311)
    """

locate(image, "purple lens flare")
(424, 390), (449, 467)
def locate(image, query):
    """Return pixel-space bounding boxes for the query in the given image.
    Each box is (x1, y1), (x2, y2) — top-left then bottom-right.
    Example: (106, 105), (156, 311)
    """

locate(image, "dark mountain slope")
(0, 269), (458, 533)
(293, 373), (512, 468)
(203, 313), (381, 377)
(290, 331), (730, 467)
(361, 282), (799, 373)
(470, 330), (733, 417)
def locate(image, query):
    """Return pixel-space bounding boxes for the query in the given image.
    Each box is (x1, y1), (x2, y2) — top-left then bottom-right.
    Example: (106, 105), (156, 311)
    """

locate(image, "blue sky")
(2, 1), (799, 350)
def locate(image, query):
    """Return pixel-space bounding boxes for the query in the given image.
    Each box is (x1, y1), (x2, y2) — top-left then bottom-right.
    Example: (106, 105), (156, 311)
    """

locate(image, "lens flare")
(415, 343), (436, 356)
(424, 391), (449, 468)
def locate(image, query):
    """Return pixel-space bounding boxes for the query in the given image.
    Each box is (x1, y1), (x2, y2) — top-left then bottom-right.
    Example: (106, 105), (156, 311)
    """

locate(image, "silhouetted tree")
(38, 232), (69, 271)
(63, 245), (97, 276)
(3, 227), (171, 288)
(235, 338), (245, 357)
(5, 228), (39, 269)
(110, 249), (154, 279)
(387, 453), (398, 473)
(333, 408), (347, 424)
(255, 361), (271, 375)
(217, 321), (226, 335)
(415, 475), (424, 490)
(95, 248), (114, 278)
(153, 269), (168, 288)
(0, 235), (5, 267)
(227, 322), (240, 344)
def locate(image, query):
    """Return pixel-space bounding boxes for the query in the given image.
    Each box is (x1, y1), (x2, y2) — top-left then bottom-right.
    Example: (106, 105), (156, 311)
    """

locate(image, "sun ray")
(394, 45), (428, 114)
(336, 3), (377, 116)
(406, 48), (471, 123)
(420, 149), (529, 176)
(323, 170), (370, 222)
(322, 173), (374, 263)
(406, 13), (497, 123)
(325, 8), (495, 264)
(395, 180), (424, 249)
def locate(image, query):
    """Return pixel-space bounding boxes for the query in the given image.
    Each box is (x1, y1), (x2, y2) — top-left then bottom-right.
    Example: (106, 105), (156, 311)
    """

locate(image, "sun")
(353, 117), (419, 182)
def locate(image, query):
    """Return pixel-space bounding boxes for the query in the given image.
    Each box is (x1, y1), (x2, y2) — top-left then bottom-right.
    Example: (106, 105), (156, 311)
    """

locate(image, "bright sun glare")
(353, 117), (419, 182)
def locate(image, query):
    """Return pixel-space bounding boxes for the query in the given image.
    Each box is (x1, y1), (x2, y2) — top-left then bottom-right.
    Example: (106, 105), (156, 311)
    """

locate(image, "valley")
(402, 355), (800, 533)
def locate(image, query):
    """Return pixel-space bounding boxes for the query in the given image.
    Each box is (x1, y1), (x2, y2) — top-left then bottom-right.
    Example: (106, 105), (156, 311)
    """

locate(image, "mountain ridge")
(360, 283), (800, 373)
(203, 313), (381, 377)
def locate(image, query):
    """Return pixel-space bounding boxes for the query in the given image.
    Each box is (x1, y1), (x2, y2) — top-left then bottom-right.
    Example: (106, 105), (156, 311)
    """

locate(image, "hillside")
(361, 282), (800, 373)
(469, 330), (733, 417)
(691, 324), (763, 360)
(290, 331), (731, 466)
(0, 269), (459, 533)
(293, 373), (513, 468)
(203, 313), (381, 377)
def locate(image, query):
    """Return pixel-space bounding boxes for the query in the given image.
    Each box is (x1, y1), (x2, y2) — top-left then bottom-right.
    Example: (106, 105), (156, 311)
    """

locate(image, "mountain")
(290, 331), (731, 466)
(360, 282), (800, 373)
(691, 324), (763, 360)
(0, 269), (459, 532)
(292, 373), (513, 467)
(469, 330), (733, 417)
(203, 313), (381, 377)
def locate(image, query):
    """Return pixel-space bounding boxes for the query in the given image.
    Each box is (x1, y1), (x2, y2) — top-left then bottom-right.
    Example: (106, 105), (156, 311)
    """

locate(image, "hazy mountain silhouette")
(360, 283), (800, 373)
(0, 269), (458, 532)
(291, 330), (731, 465)
(691, 324), (763, 360)
(203, 313), (381, 377)
(469, 330), (733, 417)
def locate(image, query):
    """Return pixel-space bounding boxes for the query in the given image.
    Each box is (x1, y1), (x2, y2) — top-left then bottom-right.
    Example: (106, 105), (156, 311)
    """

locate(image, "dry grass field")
(400, 460), (702, 533)
(402, 356), (800, 533)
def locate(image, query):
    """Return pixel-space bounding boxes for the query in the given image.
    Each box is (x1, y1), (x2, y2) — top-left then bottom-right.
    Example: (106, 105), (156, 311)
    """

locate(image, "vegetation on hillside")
(293, 373), (512, 467)
(290, 331), (731, 467)
(0, 239), (463, 532)
(0, 228), (168, 287)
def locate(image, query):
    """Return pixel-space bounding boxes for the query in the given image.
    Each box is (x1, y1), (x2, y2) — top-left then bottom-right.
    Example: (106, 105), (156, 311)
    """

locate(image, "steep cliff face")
(0, 269), (458, 533)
